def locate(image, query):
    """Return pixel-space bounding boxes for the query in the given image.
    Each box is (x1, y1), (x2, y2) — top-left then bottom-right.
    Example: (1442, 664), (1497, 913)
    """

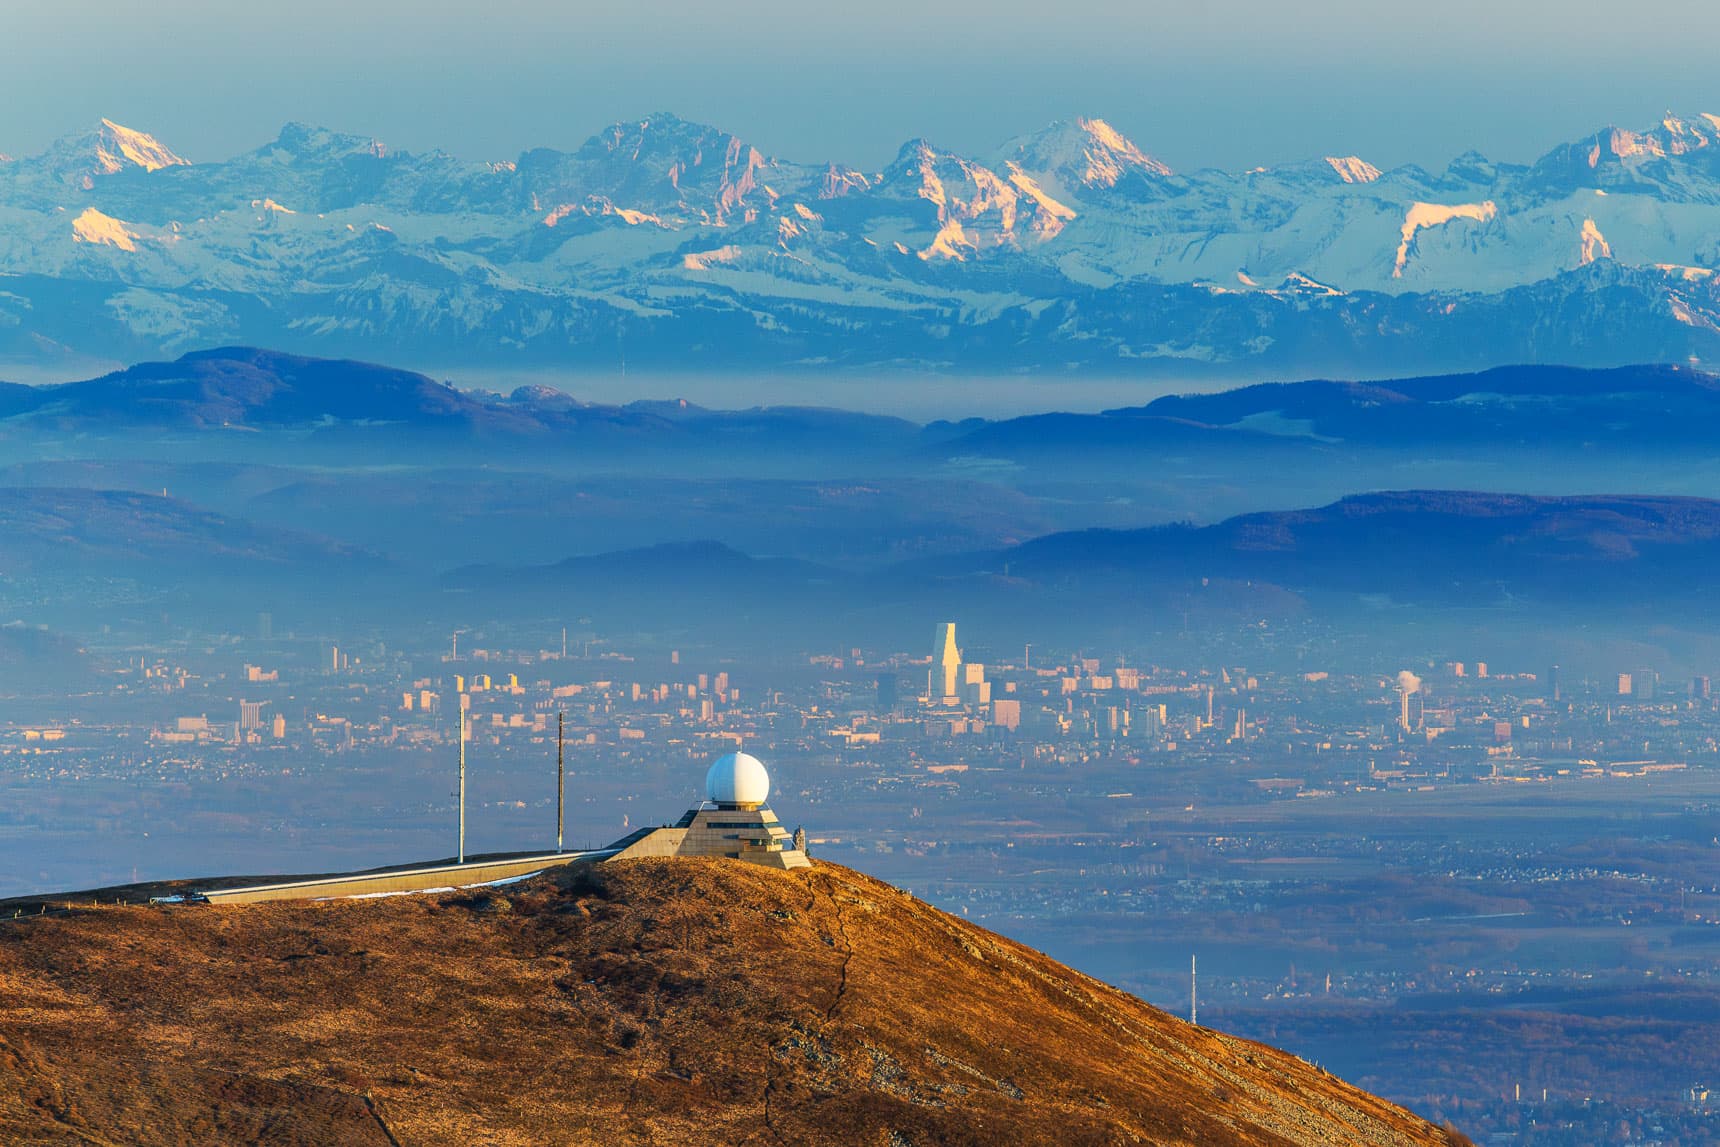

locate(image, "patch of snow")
(920, 218), (973, 261)
(1325, 156), (1382, 184)
(478, 871), (544, 887)
(1393, 201), (1498, 278)
(1278, 271), (1345, 296)
(98, 119), (189, 172)
(820, 164), (872, 199)
(611, 205), (664, 227)
(1579, 217), (1611, 265)
(71, 207), (139, 251)
(682, 245), (743, 270)
(1004, 165), (1077, 240)
(1598, 119), (1718, 165)
(544, 199), (669, 229)
(1076, 117), (1173, 184)
(326, 886), (457, 901)
(1670, 296), (1720, 333)
(1654, 263), (1716, 282)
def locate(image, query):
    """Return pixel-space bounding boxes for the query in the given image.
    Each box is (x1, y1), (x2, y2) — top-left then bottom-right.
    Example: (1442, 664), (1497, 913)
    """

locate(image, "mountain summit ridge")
(0, 857), (1464, 1145)
(3, 108), (1720, 373)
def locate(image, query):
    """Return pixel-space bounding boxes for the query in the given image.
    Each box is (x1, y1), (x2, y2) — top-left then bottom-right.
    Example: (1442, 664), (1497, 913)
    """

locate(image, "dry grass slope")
(0, 858), (1465, 1146)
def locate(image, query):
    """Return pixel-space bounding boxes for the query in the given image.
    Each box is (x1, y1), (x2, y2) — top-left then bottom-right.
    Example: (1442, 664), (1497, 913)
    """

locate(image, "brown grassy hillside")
(0, 858), (1465, 1146)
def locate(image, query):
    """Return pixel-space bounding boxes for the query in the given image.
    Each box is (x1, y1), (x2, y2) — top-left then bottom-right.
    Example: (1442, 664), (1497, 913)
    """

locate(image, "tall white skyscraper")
(931, 622), (961, 700)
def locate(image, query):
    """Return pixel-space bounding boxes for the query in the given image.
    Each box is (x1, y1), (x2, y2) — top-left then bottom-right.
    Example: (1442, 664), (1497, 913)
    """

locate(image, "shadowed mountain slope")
(936, 364), (1720, 459)
(14, 350), (1720, 467)
(988, 491), (1720, 604)
(0, 348), (919, 468)
(0, 486), (376, 574)
(0, 858), (1463, 1146)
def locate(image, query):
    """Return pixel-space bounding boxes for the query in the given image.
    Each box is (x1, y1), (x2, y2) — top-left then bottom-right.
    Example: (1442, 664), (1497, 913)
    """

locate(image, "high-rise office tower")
(1398, 678), (1424, 733)
(931, 622), (961, 700)
(960, 662), (989, 708)
(875, 672), (900, 714)
(1547, 665), (1561, 702)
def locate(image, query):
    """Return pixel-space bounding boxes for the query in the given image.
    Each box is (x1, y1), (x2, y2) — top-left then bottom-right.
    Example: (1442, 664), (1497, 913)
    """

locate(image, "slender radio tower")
(457, 703), (467, 864)
(556, 710), (565, 853)
(1190, 954), (1198, 1026)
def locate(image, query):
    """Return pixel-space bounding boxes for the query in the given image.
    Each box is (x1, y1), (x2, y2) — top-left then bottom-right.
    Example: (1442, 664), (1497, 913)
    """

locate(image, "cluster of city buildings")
(6, 621), (1719, 799)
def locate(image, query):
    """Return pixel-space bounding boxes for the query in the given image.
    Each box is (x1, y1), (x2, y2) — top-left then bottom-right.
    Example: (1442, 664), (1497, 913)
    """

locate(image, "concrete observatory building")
(606, 751), (811, 869)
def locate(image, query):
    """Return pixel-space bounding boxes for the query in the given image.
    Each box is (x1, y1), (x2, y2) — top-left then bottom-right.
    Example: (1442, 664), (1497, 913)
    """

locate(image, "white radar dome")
(706, 752), (771, 808)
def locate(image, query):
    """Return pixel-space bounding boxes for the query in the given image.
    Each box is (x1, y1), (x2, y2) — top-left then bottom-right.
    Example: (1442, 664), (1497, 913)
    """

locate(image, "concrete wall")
(201, 851), (604, 904)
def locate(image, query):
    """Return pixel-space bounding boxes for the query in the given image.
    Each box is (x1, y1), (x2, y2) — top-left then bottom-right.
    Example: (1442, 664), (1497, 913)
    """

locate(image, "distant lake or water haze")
(436, 369), (1242, 421)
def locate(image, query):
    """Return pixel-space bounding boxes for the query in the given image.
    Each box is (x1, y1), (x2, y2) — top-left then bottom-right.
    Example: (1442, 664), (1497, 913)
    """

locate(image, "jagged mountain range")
(3, 112), (1720, 374)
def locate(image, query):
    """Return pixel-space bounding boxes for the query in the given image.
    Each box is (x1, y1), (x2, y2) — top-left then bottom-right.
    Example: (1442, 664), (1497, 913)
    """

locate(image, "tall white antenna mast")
(1190, 954), (1198, 1026)
(556, 710), (565, 853)
(458, 703), (467, 864)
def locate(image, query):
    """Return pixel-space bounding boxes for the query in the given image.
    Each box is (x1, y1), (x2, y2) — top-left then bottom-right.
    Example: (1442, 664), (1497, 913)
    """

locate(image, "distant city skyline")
(5, 0), (1719, 174)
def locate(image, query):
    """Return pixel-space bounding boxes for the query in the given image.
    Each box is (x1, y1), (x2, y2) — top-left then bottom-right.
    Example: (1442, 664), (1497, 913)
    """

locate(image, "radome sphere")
(706, 752), (770, 808)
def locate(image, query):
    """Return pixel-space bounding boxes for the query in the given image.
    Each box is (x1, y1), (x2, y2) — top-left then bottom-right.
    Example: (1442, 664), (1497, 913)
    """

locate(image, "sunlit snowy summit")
(2, 111), (1719, 374)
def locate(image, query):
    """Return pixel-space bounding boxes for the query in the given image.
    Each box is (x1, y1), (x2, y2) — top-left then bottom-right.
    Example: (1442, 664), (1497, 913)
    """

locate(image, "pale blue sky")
(4, 0), (1717, 173)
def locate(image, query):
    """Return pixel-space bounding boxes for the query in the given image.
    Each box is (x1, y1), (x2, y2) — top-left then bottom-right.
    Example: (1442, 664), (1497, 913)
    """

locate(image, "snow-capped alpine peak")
(94, 119), (190, 173)
(1325, 156), (1382, 184)
(262, 123), (389, 162)
(27, 119), (190, 186)
(4, 107), (1720, 375)
(1000, 117), (1174, 195)
(561, 113), (778, 224)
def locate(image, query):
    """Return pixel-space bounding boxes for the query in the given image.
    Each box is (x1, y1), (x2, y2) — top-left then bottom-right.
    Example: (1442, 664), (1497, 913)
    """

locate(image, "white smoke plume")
(1397, 670), (1422, 693)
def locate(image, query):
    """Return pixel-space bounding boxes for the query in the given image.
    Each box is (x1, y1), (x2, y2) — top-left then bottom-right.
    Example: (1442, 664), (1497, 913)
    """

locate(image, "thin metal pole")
(1191, 954), (1198, 1026)
(556, 710), (565, 853)
(458, 703), (466, 864)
